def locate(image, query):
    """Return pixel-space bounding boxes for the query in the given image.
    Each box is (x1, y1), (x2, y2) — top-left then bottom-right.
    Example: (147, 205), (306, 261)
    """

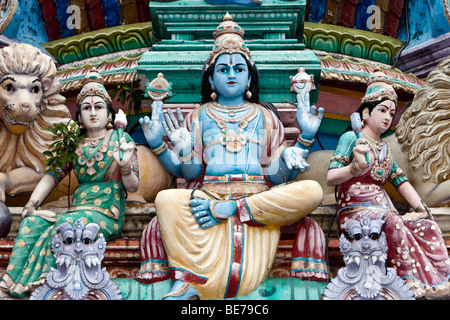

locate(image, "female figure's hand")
(113, 137), (135, 168)
(352, 138), (370, 170)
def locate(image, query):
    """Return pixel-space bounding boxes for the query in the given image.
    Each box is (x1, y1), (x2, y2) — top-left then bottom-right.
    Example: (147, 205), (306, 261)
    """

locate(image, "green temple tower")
(138, 0), (321, 104)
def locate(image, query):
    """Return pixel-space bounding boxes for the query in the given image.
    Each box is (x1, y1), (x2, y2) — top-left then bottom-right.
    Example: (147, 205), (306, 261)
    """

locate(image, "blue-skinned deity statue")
(137, 13), (327, 300)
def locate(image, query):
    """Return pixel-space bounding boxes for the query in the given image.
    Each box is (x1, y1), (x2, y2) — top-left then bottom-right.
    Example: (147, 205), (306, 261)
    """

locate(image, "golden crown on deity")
(362, 67), (398, 104)
(205, 13), (252, 69)
(76, 67), (112, 105)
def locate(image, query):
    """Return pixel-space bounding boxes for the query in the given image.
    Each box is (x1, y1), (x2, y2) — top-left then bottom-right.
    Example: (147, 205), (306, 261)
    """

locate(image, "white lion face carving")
(0, 74), (47, 135)
(0, 43), (71, 175)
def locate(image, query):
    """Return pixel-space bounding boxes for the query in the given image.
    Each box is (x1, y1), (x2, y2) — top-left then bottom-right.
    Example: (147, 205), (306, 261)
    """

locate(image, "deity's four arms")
(138, 13), (326, 300)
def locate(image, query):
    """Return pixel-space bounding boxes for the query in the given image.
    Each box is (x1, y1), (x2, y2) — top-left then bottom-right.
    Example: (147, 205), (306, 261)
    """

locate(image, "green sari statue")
(0, 70), (139, 298)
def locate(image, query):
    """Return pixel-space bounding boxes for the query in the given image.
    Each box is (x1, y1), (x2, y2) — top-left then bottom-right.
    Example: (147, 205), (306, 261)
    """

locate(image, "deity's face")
(363, 99), (396, 135)
(209, 53), (250, 105)
(79, 95), (109, 132)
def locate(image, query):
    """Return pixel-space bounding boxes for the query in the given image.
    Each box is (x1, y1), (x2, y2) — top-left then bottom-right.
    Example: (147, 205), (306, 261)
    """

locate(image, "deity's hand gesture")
(282, 146), (310, 172)
(163, 107), (193, 157)
(139, 100), (165, 149)
(296, 93), (324, 141)
(113, 137), (135, 168)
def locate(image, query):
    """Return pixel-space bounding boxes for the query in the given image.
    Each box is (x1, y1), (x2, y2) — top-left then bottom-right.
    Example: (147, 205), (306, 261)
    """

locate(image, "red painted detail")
(85, 0), (106, 31)
(37, 0), (61, 41)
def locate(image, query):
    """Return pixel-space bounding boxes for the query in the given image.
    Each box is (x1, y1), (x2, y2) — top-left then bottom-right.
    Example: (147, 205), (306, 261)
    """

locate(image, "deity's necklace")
(205, 102), (258, 153)
(210, 101), (252, 117)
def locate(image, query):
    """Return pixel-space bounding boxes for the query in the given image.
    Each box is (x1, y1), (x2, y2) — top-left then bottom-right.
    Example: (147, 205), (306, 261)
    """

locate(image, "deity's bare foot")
(163, 280), (199, 300)
(190, 198), (237, 229)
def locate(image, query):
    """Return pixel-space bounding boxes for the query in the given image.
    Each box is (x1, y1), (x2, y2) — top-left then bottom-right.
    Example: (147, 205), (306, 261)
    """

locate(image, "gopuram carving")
(31, 219), (122, 300)
(322, 217), (415, 300)
(0, 0), (17, 33)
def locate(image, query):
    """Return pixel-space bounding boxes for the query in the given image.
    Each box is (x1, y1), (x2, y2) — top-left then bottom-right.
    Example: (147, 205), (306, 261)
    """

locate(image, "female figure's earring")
(78, 119), (85, 129)
(107, 114), (113, 129)
(362, 114), (367, 126)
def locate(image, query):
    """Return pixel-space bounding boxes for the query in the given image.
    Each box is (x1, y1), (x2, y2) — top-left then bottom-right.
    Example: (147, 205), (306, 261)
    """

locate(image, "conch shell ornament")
(144, 72), (173, 101)
(290, 67), (315, 94)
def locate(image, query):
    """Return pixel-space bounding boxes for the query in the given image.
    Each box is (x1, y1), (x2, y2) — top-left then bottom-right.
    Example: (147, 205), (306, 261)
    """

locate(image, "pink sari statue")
(327, 68), (450, 299)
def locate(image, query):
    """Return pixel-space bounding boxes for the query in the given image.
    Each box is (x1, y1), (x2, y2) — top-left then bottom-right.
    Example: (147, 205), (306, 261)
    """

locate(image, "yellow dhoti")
(155, 178), (323, 299)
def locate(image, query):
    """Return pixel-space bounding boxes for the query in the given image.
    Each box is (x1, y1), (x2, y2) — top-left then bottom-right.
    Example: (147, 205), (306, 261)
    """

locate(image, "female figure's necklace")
(362, 132), (390, 181)
(77, 129), (112, 176)
(363, 132), (385, 151)
(84, 132), (108, 148)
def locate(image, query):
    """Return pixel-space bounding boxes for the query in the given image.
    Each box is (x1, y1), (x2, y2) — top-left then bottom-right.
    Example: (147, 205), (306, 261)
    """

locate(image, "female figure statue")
(138, 14), (326, 300)
(0, 70), (139, 298)
(326, 68), (450, 299)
